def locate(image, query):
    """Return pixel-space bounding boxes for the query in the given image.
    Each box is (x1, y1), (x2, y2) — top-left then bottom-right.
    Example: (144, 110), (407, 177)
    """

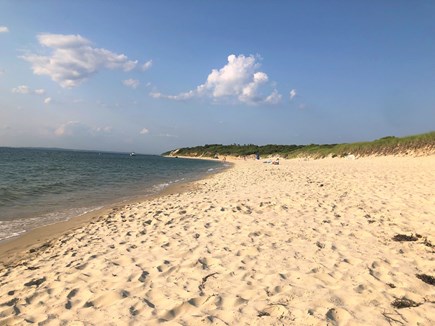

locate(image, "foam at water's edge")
(0, 206), (103, 243)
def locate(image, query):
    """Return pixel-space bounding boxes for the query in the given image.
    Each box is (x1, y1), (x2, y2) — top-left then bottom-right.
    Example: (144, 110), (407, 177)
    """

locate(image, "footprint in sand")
(259, 303), (290, 318)
(326, 307), (352, 325)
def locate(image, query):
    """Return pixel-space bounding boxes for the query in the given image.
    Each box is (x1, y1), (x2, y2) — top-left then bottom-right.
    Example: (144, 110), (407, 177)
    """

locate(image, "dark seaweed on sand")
(416, 274), (435, 286)
(391, 298), (421, 309)
(392, 234), (418, 242)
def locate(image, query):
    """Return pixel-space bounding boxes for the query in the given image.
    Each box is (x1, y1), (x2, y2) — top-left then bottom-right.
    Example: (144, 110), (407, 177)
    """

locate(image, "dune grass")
(163, 131), (435, 159)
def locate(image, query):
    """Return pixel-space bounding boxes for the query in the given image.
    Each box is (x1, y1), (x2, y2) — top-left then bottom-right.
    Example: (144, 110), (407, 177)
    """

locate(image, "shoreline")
(0, 162), (232, 266)
(0, 155), (433, 325)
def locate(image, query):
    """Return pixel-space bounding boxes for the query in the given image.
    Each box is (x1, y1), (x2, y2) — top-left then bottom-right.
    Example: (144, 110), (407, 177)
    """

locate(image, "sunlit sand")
(1, 155), (434, 325)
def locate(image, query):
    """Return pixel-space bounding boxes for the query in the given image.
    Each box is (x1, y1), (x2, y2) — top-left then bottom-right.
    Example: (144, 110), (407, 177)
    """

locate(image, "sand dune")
(0, 156), (434, 325)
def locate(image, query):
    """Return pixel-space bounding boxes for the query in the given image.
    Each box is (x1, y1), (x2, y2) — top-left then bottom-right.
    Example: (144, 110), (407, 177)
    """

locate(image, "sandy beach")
(0, 155), (434, 325)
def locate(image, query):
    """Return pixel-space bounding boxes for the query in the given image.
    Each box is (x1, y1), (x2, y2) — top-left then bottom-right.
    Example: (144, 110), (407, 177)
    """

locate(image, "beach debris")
(143, 298), (155, 308)
(84, 301), (94, 308)
(29, 242), (51, 253)
(26, 266), (40, 270)
(129, 306), (139, 316)
(258, 311), (270, 317)
(198, 272), (218, 295)
(24, 276), (46, 288)
(67, 289), (78, 300)
(391, 297), (421, 309)
(364, 214), (376, 224)
(422, 238), (434, 248)
(2, 297), (19, 307)
(381, 311), (407, 325)
(316, 241), (325, 249)
(138, 271), (149, 283)
(1, 298), (21, 316)
(416, 273), (435, 286)
(392, 234), (419, 242)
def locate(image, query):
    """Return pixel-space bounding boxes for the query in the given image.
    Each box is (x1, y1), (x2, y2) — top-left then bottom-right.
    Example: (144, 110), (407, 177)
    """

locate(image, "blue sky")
(0, 1), (434, 154)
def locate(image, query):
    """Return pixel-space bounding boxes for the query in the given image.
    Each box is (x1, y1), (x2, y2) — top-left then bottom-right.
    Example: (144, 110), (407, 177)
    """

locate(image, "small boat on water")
(130, 152), (136, 156)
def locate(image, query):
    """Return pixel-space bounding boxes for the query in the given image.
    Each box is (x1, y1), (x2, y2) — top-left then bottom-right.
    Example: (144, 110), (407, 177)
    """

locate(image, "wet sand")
(0, 155), (434, 325)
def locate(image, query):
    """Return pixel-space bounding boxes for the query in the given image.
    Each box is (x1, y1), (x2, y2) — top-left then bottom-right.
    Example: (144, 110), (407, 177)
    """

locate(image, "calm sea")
(0, 148), (225, 242)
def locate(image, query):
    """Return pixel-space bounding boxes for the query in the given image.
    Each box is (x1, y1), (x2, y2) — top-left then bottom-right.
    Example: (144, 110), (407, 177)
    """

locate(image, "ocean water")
(0, 148), (225, 242)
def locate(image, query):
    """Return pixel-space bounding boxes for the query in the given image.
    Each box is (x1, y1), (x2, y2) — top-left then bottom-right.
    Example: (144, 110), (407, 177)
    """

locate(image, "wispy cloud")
(151, 54), (281, 105)
(123, 78), (140, 89)
(44, 97), (52, 104)
(139, 128), (149, 134)
(55, 121), (86, 136)
(22, 33), (148, 88)
(95, 126), (112, 133)
(157, 133), (178, 138)
(265, 89), (282, 104)
(12, 85), (30, 94)
(142, 60), (153, 71)
(0, 26), (9, 33)
(12, 85), (45, 95)
(290, 89), (297, 100)
(34, 89), (46, 95)
(55, 121), (112, 136)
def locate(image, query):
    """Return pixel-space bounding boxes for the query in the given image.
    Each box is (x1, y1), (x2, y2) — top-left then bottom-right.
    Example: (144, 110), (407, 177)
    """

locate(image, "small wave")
(0, 205), (103, 242)
(0, 229), (26, 241)
(152, 183), (170, 192)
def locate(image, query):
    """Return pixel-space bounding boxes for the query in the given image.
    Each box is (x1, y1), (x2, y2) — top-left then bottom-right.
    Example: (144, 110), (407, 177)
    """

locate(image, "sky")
(0, 1), (434, 154)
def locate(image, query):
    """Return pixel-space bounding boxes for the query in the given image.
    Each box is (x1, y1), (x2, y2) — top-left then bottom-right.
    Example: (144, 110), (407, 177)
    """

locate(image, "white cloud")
(142, 60), (153, 71)
(265, 89), (282, 104)
(139, 128), (149, 134)
(12, 85), (46, 95)
(157, 133), (178, 138)
(34, 88), (46, 95)
(55, 121), (112, 136)
(95, 126), (112, 133)
(22, 33), (143, 88)
(0, 26), (9, 33)
(149, 90), (194, 100)
(12, 85), (30, 94)
(55, 121), (85, 136)
(44, 97), (52, 104)
(290, 89), (297, 100)
(152, 54), (282, 105)
(123, 78), (140, 89)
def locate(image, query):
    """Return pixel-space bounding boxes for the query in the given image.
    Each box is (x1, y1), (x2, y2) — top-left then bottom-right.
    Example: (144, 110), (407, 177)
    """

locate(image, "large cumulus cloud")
(22, 34), (141, 88)
(151, 54), (282, 105)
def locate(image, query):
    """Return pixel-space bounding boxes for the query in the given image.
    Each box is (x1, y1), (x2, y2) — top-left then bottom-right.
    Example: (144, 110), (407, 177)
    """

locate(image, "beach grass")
(163, 131), (435, 158)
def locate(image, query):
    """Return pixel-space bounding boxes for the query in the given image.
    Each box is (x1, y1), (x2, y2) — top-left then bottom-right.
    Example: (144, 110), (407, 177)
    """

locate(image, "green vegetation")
(162, 131), (435, 159)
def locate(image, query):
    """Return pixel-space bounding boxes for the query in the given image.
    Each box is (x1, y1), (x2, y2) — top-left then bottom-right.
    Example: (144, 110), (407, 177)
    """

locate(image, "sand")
(0, 155), (434, 325)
